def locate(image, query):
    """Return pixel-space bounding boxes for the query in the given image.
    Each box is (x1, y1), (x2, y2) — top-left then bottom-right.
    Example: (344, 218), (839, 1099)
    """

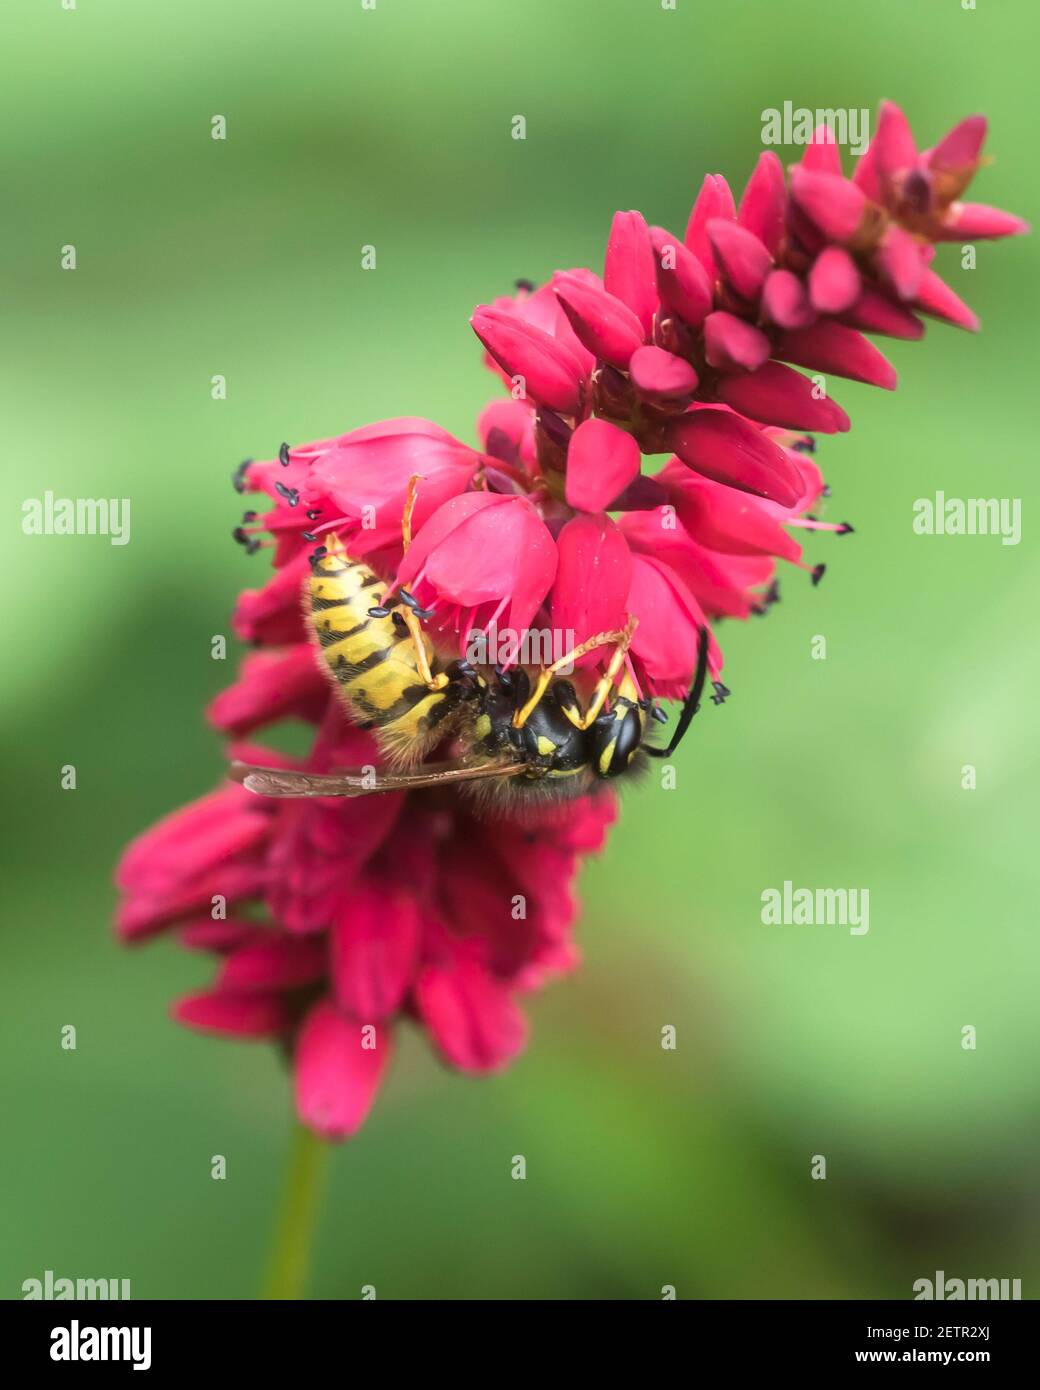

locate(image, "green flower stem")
(263, 1121), (330, 1300)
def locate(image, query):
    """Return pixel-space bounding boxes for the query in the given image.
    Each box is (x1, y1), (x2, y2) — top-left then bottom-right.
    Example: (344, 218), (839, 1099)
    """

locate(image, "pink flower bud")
(775, 322), (897, 390)
(789, 166), (867, 243)
(716, 361), (850, 433)
(471, 307), (585, 413)
(703, 311), (772, 373)
(553, 271), (646, 369)
(761, 269), (816, 330)
(629, 344), (699, 404)
(808, 246), (861, 314)
(604, 210), (659, 336)
(668, 407), (805, 506)
(738, 151), (787, 256)
(650, 225), (714, 326)
(707, 219), (772, 301)
(684, 173), (736, 277)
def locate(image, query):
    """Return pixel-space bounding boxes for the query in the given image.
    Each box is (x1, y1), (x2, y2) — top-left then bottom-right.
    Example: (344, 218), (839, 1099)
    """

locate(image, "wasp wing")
(228, 758), (526, 799)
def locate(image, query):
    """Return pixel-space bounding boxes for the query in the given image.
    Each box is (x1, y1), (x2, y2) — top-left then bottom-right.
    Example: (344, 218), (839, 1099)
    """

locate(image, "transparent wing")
(228, 758), (527, 799)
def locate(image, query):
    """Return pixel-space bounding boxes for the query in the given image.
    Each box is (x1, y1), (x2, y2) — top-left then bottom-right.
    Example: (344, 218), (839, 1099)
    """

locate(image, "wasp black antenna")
(644, 626), (712, 760)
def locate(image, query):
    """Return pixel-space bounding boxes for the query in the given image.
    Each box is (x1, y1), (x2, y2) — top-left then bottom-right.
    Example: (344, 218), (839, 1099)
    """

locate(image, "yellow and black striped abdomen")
(306, 540), (460, 765)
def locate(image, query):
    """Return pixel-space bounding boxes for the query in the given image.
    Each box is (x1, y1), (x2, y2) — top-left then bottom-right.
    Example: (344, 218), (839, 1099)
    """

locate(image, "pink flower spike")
(775, 322), (897, 390)
(684, 173), (736, 276)
(738, 151), (787, 257)
(841, 285), (925, 340)
(876, 224), (925, 300)
(629, 344), (699, 404)
(668, 407), (805, 506)
(761, 269), (815, 330)
(294, 1001), (392, 1140)
(649, 226), (714, 327)
(706, 219), (773, 302)
(703, 311), (772, 373)
(716, 361), (851, 434)
(912, 267), (980, 332)
(939, 203), (1030, 240)
(173, 990), (291, 1039)
(801, 123), (843, 177)
(808, 246), (861, 314)
(553, 272), (646, 369)
(604, 210), (659, 337)
(927, 115), (987, 175)
(565, 418), (642, 513)
(470, 307), (585, 413)
(789, 166), (867, 243)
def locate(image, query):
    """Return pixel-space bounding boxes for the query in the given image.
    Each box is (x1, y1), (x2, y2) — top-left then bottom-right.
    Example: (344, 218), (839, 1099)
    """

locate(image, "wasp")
(232, 530), (715, 804)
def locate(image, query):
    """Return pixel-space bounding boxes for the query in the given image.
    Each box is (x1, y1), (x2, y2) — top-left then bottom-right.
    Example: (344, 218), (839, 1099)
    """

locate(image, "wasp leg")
(399, 606), (449, 691)
(511, 617), (636, 729)
(644, 626), (712, 759)
(402, 473), (422, 552)
(573, 616), (638, 729)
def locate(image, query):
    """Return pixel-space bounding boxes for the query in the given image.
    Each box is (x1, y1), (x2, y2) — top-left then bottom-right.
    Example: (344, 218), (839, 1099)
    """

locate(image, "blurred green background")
(3, 0), (1038, 1300)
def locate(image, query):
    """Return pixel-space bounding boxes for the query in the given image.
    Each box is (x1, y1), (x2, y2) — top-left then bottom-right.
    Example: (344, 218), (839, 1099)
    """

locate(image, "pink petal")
(775, 321), (897, 389)
(808, 246), (861, 314)
(398, 493), (558, 633)
(703, 311), (772, 373)
(706, 219), (772, 302)
(761, 269), (815, 330)
(551, 514), (633, 666)
(553, 271), (646, 369)
(310, 421), (481, 544)
(173, 990), (290, 1039)
(738, 151), (787, 257)
(649, 226), (713, 327)
(415, 955), (528, 1073)
(470, 307), (585, 413)
(564, 418), (642, 513)
(294, 999), (392, 1139)
(627, 553), (722, 689)
(668, 407), (804, 506)
(331, 880), (421, 1019)
(604, 210), (658, 336)
(789, 167), (866, 243)
(716, 361), (850, 434)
